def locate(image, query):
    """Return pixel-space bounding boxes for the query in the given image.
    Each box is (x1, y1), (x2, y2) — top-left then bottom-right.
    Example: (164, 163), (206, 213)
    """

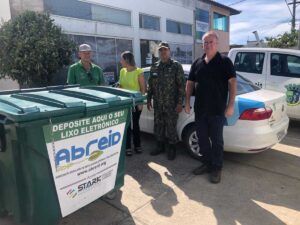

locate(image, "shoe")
(134, 146), (142, 154)
(126, 148), (133, 156)
(167, 144), (176, 160)
(210, 169), (222, 184)
(150, 141), (164, 155)
(192, 164), (211, 175)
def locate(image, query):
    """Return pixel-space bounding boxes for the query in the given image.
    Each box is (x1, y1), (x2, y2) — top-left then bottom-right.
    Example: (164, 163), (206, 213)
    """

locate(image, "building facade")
(2, 0), (239, 85)
(195, 0), (240, 57)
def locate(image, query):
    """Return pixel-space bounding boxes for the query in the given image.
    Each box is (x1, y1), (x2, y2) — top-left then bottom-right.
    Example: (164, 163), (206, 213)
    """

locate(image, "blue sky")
(216, 0), (300, 44)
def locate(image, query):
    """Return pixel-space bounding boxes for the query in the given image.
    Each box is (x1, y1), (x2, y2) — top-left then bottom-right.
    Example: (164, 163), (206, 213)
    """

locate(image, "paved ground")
(1, 121), (300, 225)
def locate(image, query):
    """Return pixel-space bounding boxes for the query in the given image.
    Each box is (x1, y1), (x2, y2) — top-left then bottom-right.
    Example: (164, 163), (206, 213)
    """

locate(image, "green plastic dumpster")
(0, 85), (145, 225)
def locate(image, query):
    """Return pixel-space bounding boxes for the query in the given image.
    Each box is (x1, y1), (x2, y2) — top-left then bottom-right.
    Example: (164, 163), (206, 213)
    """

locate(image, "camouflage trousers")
(154, 110), (179, 144)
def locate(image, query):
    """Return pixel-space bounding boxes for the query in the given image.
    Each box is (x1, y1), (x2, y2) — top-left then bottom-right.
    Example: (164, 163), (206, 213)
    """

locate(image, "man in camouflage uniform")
(147, 42), (185, 160)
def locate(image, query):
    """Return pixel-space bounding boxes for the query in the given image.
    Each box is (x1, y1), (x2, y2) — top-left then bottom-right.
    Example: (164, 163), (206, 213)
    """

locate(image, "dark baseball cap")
(158, 42), (170, 50)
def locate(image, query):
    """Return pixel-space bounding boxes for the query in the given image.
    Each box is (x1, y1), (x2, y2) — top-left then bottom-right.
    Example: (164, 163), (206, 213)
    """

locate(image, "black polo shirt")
(188, 52), (236, 119)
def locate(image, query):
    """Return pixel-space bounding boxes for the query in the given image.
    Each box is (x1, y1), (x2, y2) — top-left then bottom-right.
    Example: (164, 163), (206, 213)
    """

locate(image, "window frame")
(69, 34), (133, 84)
(168, 43), (193, 64)
(195, 8), (210, 23)
(139, 13), (161, 31)
(166, 19), (192, 36)
(234, 52), (265, 75)
(91, 4), (132, 26)
(45, 0), (132, 26)
(213, 12), (229, 32)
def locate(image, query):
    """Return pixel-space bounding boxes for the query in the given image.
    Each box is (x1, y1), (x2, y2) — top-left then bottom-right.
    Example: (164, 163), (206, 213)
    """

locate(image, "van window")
(271, 53), (300, 78)
(234, 52), (265, 74)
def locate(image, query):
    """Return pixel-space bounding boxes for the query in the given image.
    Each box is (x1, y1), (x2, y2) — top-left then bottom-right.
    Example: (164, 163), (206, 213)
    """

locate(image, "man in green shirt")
(67, 44), (105, 86)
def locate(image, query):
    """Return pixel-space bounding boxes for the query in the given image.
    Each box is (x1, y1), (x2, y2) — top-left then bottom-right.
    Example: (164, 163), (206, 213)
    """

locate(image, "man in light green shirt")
(67, 44), (104, 86)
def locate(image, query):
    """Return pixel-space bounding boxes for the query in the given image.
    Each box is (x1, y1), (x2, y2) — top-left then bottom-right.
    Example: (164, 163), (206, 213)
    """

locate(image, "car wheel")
(183, 124), (202, 160)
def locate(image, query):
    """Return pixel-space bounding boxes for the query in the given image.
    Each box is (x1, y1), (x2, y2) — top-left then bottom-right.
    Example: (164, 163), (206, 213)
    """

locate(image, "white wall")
(0, 78), (19, 90)
(0, 0), (20, 90)
(0, 0), (11, 22)
(52, 0), (194, 66)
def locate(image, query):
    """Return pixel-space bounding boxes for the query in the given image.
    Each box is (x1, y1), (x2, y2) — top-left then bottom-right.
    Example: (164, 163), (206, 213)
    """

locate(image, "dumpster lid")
(0, 85), (145, 123)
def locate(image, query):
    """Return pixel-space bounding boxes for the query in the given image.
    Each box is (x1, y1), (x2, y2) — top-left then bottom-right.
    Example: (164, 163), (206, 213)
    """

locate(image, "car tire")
(183, 124), (202, 160)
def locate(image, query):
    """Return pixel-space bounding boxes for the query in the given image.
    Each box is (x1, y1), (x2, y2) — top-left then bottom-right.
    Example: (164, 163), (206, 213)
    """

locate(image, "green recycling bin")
(0, 85), (145, 225)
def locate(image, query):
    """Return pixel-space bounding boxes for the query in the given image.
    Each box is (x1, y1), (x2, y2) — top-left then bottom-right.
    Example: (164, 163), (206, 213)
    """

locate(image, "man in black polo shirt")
(185, 31), (237, 183)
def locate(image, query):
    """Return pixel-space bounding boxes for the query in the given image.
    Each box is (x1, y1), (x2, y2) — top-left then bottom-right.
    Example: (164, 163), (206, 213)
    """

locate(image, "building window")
(140, 40), (193, 66)
(44, 0), (131, 26)
(166, 20), (192, 35)
(140, 39), (160, 67)
(234, 52), (265, 74)
(195, 8), (210, 41)
(91, 5), (131, 26)
(139, 14), (160, 31)
(169, 43), (193, 64)
(68, 34), (133, 84)
(44, 0), (91, 20)
(271, 54), (300, 78)
(213, 12), (228, 32)
(195, 9), (209, 23)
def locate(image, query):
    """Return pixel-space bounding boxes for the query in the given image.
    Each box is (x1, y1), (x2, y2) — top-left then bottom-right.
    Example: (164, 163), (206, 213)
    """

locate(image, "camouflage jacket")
(147, 59), (185, 112)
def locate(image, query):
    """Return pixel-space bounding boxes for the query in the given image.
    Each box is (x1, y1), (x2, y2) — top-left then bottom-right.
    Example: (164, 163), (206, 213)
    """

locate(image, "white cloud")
(260, 23), (291, 38)
(217, 0), (300, 44)
(230, 22), (251, 33)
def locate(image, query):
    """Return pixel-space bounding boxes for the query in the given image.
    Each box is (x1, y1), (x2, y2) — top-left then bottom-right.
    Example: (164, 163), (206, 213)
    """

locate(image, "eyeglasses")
(87, 72), (93, 81)
(203, 41), (216, 45)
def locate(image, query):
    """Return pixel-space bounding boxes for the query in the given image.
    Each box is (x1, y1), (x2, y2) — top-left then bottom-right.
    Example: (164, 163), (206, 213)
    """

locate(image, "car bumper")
(223, 117), (289, 153)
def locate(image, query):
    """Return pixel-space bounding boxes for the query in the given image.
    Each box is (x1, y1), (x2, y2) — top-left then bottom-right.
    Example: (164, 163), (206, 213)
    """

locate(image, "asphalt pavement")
(1, 121), (300, 225)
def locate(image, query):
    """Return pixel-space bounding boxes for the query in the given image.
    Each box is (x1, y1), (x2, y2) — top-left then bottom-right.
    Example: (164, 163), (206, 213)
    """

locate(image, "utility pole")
(293, 0), (296, 30)
(288, 0), (300, 31)
(288, 0), (300, 48)
(298, 22), (300, 49)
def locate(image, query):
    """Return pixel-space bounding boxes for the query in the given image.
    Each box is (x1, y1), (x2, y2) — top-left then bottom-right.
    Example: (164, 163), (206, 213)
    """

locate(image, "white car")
(140, 64), (289, 159)
(228, 48), (300, 120)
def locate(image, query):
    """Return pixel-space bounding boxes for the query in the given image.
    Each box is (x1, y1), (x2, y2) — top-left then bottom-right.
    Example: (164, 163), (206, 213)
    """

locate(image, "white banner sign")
(196, 21), (209, 33)
(43, 110), (128, 217)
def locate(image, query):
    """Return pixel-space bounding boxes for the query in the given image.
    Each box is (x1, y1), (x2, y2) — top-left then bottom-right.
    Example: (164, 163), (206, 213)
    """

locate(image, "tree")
(0, 11), (75, 87)
(265, 30), (298, 48)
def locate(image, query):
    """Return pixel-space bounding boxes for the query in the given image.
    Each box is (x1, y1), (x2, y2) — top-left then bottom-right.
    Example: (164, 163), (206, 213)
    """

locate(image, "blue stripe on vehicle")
(225, 97), (265, 126)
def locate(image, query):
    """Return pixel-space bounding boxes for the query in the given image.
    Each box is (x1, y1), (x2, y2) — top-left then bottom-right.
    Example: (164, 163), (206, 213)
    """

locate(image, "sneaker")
(126, 148), (133, 156)
(192, 164), (211, 175)
(210, 169), (222, 184)
(134, 146), (142, 154)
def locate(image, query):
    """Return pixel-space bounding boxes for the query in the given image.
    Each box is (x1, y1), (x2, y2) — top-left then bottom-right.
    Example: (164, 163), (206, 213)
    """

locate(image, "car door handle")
(255, 82), (263, 88)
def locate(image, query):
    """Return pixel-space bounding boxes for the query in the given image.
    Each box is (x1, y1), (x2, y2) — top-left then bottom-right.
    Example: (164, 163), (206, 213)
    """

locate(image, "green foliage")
(266, 30), (298, 48)
(0, 11), (75, 87)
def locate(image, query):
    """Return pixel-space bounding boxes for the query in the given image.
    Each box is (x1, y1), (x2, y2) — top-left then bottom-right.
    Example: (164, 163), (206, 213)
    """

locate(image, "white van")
(228, 48), (300, 120)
